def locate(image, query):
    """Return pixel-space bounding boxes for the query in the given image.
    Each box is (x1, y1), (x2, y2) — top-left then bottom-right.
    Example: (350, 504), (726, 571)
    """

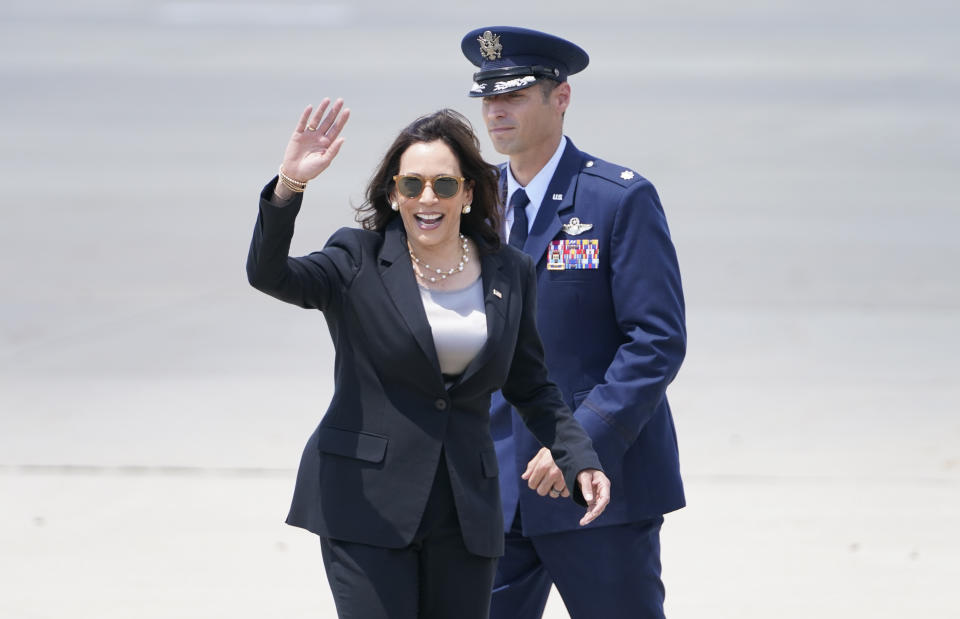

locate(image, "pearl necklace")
(408, 234), (470, 283)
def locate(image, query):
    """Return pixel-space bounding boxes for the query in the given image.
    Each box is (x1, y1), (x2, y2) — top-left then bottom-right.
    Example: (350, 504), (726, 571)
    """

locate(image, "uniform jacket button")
(434, 398), (448, 411)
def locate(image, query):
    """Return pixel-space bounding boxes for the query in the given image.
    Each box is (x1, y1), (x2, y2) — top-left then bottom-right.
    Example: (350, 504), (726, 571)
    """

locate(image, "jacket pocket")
(547, 270), (596, 284)
(480, 448), (499, 478)
(316, 426), (388, 463)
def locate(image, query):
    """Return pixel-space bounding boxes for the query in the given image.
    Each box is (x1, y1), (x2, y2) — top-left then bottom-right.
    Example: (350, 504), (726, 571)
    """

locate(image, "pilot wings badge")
(477, 31), (502, 60)
(562, 217), (593, 236)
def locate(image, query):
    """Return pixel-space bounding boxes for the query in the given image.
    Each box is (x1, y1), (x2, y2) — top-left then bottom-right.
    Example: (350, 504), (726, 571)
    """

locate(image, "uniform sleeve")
(501, 253), (603, 504)
(246, 177), (360, 311)
(573, 179), (687, 464)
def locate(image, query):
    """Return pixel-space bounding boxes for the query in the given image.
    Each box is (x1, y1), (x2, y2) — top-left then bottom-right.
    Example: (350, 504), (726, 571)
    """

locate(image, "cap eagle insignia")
(478, 31), (502, 60)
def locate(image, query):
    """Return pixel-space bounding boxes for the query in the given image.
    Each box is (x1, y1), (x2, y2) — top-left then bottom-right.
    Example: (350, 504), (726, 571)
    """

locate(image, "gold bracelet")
(279, 177), (305, 193)
(278, 166), (307, 193)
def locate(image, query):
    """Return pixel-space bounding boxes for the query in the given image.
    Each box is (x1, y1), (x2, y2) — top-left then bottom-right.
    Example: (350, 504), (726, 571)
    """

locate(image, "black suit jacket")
(246, 179), (601, 558)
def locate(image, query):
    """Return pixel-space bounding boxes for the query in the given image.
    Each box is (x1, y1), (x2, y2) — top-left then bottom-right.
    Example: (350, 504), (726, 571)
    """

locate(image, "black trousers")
(319, 455), (498, 619)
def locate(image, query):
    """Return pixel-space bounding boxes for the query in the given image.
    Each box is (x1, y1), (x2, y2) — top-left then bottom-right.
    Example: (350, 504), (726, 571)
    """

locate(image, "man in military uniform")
(461, 27), (687, 619)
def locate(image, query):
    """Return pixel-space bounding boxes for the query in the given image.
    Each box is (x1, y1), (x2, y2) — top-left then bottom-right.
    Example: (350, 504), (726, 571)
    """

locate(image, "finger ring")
(307, 125), (318, 131)
(549, 489), (560, 497)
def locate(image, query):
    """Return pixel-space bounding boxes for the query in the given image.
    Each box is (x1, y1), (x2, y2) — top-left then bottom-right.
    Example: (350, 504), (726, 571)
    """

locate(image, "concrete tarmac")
(2, 1), (958, 617)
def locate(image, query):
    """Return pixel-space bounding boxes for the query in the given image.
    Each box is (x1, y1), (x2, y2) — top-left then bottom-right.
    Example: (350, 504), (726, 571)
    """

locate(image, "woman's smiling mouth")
(414, 212), (444, 229)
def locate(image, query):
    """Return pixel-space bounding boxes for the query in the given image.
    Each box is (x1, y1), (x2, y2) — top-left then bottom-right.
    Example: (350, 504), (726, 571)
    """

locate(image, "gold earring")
(462, 204), (471, 214)
(391, 202), (399, 211)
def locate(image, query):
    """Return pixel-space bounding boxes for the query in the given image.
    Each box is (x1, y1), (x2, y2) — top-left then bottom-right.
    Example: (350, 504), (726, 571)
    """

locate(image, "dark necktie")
(508, 189), (530, 249)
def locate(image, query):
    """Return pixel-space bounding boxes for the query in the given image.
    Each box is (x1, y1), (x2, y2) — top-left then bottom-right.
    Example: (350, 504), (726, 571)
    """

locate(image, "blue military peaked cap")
(461, 26), (589, 98)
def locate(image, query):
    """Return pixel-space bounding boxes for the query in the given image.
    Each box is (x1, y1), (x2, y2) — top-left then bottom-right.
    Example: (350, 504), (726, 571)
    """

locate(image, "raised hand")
(279, 98), (350, 185)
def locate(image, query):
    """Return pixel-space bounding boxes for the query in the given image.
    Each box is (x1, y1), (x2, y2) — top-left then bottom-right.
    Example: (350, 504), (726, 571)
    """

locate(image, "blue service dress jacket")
(246, 178), (602, 558)
(492, 139), (687, 537)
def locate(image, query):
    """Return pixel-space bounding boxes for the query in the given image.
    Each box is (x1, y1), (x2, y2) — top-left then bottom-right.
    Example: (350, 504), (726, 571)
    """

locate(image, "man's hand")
(576, 469), (611, 526)
(522, 449), (611, 525)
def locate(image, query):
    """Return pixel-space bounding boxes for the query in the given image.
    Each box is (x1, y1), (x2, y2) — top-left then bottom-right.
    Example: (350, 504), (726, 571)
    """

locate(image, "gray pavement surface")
(2, 1), (958, 617)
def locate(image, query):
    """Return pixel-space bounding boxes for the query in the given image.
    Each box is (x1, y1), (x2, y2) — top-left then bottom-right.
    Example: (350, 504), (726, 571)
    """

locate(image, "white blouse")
(418, 277), (488, 377)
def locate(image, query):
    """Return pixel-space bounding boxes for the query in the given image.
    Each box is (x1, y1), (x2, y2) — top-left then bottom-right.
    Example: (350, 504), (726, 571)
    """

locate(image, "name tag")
(546, 239), (600, 270)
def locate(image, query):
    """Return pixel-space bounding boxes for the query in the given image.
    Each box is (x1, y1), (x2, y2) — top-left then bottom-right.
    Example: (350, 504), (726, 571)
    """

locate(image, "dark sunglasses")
(393, 174), (466, 200)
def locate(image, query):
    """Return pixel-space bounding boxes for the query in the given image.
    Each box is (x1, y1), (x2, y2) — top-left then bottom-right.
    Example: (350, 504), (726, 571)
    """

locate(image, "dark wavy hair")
(356, 109), (502, 251)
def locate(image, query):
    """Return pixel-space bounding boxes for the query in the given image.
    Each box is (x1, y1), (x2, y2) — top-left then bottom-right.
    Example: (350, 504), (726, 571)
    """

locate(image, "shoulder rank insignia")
(562, 217), (593, 236)
(620, 170), (635, 180)
(477, 31), (502, 60)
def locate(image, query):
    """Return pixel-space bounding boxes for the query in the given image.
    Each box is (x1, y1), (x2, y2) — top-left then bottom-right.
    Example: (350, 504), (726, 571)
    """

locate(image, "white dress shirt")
(503, 136), (568, 244)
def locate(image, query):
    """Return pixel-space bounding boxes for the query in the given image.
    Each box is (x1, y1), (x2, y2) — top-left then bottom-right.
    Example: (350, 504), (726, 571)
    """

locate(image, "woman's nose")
(419, 182), (439, 203)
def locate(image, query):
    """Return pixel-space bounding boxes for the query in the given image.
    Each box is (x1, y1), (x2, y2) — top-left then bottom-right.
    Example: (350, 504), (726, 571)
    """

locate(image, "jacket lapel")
(523, 139), (584, 264)
(450, 247), (510, 388)
(377, 219), (442, 376)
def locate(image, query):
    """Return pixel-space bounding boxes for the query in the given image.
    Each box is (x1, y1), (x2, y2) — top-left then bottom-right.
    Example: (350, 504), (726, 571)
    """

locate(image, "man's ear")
(554, 82), (571, 115)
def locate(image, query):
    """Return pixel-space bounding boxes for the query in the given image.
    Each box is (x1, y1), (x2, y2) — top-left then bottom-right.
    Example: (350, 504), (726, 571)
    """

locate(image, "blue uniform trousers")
(491, 510), (666, 619)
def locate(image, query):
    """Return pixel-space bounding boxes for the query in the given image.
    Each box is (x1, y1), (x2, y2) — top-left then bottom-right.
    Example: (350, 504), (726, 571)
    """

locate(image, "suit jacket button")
(435, 399), (448, 411)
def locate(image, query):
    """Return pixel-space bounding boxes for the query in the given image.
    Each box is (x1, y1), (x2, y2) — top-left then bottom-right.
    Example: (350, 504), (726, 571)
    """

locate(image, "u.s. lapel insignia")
(477, 31), (502, 60)
(492, 288), (502, 298)
(562, 216), (593, 236)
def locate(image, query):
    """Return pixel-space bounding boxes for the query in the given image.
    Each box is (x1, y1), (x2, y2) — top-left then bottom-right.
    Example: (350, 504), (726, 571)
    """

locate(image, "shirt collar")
(505, 135), (568, 227)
